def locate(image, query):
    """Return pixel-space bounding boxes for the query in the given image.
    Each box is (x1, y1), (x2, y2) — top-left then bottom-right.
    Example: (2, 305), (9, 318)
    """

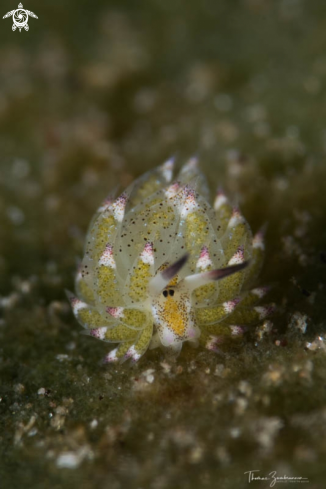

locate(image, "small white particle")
(6, 206), (25, 225)
(56, 354), (69, 362)
(56, 452), (80, 469)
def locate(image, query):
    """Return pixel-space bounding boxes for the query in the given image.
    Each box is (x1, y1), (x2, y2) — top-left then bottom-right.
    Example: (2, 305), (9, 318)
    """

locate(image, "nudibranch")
(68, 158), (274, 363)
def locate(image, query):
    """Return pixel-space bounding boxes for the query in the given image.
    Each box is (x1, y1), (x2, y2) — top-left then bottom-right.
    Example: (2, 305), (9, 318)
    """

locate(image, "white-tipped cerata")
(251, 286), (271, 299)
(196, 246), (213, 271)
(230, 325), (244, 336)
(97, 197), (114, 213)
(165, 182), (180, 199)
(90, 327), (107, 340)
(223, 298), (241, 313)
(125, 345), (141, 362)
(253, 229), (265, 250)
(228, 207), (245, 228)
(106, 307), (124, 319)
(66, 291), (88, 314)
(111, 193), (128, 222)
(255, 304), (276, 320)
(99, 243), (116, 268)
(160, 157), (175, 183)
(180, 156), (199, 174)
(180, 186), (199, 218)
(104, 348), (119, 363)
(213, 188), (228, 211)
(140, 241), (155, 266)
(228, 246), (245, 265)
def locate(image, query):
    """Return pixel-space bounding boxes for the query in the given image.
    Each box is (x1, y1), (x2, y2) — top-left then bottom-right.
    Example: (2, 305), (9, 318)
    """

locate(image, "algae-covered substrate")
(1, 1), (326, 488)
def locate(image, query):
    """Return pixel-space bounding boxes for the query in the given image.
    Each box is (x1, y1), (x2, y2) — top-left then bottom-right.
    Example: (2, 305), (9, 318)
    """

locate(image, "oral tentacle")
(149, 253), (189, 296)
(183, 261), (249, 293)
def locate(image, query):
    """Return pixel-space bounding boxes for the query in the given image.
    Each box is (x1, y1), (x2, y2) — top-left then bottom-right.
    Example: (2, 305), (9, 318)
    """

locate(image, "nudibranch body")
(69, 158), (273, 363)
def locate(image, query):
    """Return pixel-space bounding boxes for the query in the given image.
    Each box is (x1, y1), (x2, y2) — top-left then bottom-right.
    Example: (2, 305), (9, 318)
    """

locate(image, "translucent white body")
(69, 158), (273, 363)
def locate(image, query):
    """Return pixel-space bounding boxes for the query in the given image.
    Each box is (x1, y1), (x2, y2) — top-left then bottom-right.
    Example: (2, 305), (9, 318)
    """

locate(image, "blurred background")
(1, 0), (326, 488)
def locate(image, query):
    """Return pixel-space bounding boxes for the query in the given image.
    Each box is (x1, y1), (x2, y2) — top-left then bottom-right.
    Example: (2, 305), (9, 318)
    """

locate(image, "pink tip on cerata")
(160, 157), (175, 183)
(252, 286), (270, 299)
(206, 335), (224, 351)
(140, 241), (154, 265)
(255, 304), (276, 320)
(111, 193), (128, 222)
(253, 229), (265, 250)
(104, 348), (119, 363)
(223, 297), (241, 313)
(196, 245), (213, 271)
(106, 306), (124, 318)
(180, 186), (198, 217)
(99, 243), (116, 268)
(181, 156), (199, 173)
(90, 327), (107, 340)
(70, 296), (87, 313)
(125, 345), (141, 362)
(228, 246), (245, 265)
(67, 292), (77, 305)
(213, 188), (228, 210)
(228, 207), (245, 228)
(229, 326), (244, 336)
(165, 182), (180, 199)
(97, 196), (113, 213)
